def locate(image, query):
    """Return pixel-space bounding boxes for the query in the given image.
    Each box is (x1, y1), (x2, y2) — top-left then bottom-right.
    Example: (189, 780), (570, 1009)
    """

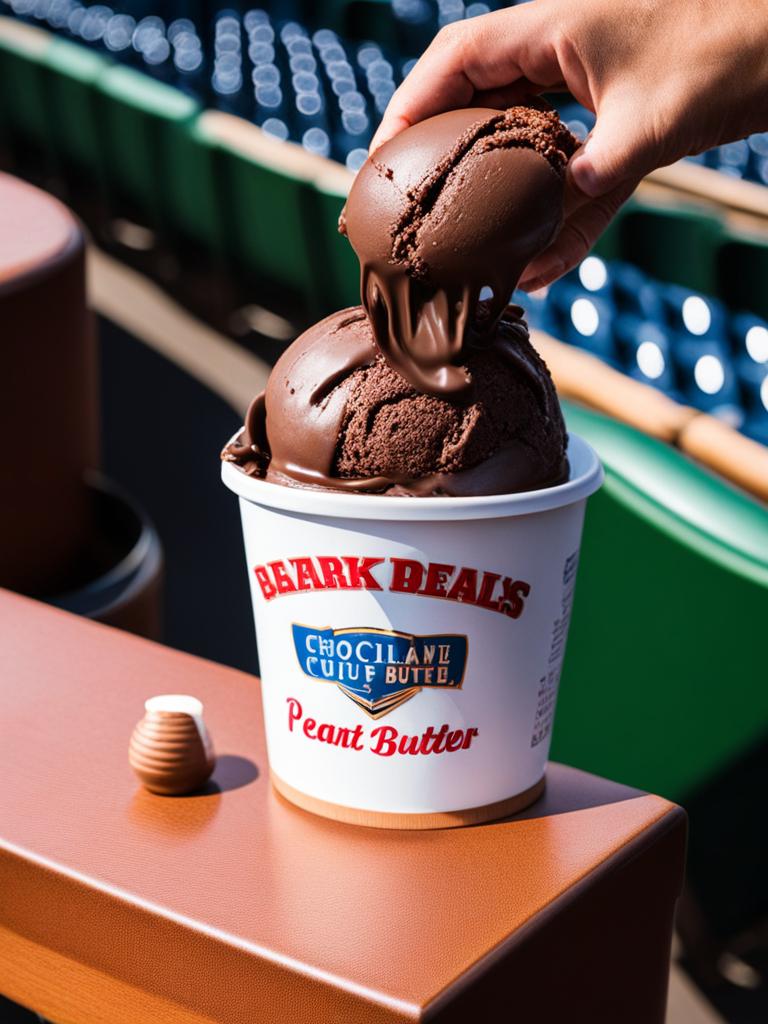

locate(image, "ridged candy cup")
(222, 434), (602, 829)
(129, 695), (215, 795)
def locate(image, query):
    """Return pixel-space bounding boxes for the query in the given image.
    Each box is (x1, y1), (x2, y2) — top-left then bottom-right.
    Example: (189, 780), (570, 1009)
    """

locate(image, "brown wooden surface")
(0, 590), (686, 1023)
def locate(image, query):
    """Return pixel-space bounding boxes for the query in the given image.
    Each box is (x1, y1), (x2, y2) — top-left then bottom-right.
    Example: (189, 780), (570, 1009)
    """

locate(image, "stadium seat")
(197, 110), (328, 311)
(718, 235), (768, 321)
(164, 117), (224, 259)
(313, 160), (360, 311)
(95, 64), (202, 237)
(554, 401), (768, 802)
(0, 17), (52, 160)
(43, 37), (109, 184)
(618, 203), (724, 293)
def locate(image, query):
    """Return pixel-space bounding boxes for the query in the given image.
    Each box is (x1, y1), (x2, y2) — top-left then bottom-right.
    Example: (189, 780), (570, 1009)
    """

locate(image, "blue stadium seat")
(660, 283), (728, 340)
(549, 282), (618, 364)
(673, 337), (741, 419)
(611, 261), (666, 321)
(614, 315), (678, 395)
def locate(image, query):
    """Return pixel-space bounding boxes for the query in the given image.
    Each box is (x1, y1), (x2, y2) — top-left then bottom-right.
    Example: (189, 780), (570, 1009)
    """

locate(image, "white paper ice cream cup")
(222, 433), (602, 829)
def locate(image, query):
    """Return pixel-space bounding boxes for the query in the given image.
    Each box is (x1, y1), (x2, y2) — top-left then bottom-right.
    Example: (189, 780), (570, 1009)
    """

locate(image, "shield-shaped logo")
(292, 624), (468, 718)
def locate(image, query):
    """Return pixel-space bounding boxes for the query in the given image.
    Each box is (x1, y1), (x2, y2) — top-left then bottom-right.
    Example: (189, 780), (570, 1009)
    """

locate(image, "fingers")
(371, 7), (557, 151)
(370, 30), (476, 151)
(518, 177), (639, 291)
(568, 94), (662, 198)
(519, 92), (662, 288)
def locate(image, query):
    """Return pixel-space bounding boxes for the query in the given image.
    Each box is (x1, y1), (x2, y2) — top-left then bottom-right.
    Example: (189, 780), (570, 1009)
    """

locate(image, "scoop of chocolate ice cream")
(222, 306), (567, 497)
(340, 104), (578, 397)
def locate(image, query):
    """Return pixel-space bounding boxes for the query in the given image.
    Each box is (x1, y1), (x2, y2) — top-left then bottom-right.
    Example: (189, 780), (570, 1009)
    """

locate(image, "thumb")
(569, 100), (660, 198)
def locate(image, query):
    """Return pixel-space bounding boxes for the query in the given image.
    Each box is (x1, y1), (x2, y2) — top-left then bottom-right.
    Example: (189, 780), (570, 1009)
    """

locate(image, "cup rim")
(221, 432), (603, 521)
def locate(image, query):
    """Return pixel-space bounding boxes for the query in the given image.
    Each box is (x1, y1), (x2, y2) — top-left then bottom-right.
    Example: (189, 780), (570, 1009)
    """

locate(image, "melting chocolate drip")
(222, 306), (568, 496)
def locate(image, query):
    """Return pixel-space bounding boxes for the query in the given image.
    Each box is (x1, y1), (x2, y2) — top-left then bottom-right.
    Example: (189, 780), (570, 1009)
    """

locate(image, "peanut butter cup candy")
(129, 695), (215, 796)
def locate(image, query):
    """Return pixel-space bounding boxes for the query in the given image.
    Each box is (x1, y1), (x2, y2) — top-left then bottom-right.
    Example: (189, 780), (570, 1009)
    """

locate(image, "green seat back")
(0, 18), (51, 153)
(554, 403), (768, 801)
(164, 118), (223, 253)
(198, 112), (324, 308)
(618, 202), (724, 293)
(96, 65), (200, 230)
(717, 235), (768, 321)
(314, 168), (360, 312)
(44, 37), (108, 179)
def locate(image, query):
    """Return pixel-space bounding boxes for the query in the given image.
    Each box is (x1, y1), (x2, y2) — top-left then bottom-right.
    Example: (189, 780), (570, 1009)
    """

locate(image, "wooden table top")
(0, 590), (684, 1023)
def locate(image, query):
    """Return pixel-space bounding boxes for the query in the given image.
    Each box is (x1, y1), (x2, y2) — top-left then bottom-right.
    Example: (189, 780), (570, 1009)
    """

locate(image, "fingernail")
(518, 277), (546, 294)
(520, 282), (551, 298)
(519, 258), (565, 293)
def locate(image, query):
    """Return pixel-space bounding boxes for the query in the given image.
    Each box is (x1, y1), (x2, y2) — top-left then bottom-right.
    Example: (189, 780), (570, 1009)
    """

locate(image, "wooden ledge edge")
(649, 162), (768, 223)
(0, 15), (51, 53)
(198, 110), (353, 195)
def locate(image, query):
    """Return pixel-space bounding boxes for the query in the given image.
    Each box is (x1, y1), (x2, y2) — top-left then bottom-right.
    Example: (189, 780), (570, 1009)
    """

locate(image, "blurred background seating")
(1, 2), (766, 444)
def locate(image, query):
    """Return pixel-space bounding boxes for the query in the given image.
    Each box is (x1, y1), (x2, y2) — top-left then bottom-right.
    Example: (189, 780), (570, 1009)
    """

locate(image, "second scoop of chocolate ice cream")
(341, 104), (578, 397)
(224, 305), (567, 496)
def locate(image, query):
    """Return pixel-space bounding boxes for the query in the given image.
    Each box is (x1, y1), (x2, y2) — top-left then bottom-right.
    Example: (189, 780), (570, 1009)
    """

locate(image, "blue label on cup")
(291, 624), (468, 717)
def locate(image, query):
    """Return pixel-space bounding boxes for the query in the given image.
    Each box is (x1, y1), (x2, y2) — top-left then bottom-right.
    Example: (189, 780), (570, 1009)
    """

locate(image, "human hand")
(371, 0), (768, 290)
